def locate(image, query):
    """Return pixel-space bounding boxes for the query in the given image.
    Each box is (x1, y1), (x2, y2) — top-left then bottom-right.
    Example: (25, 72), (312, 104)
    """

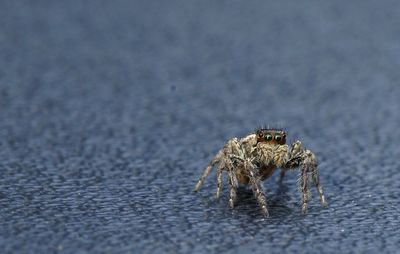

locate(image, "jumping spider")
(194, 128), (327, 217)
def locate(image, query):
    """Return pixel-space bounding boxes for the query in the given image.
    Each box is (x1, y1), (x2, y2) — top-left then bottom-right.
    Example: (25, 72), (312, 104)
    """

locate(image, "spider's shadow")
(233, 181), (294, 219)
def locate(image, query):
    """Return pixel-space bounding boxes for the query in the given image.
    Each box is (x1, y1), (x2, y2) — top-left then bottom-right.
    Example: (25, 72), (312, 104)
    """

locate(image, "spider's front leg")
(244, 159), (269, 217)
(285, 141), (328, 214)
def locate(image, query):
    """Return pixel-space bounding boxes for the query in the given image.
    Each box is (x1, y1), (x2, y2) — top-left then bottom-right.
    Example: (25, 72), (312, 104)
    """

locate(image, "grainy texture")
(0, 0), (400, 253)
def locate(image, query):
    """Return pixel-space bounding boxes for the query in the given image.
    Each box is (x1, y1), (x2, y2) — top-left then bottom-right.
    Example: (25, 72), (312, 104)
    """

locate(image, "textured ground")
(0, 0), (400, 253)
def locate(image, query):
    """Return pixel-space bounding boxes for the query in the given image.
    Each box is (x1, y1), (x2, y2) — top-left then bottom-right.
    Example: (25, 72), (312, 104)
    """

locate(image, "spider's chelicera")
(194, 128), (328, 217)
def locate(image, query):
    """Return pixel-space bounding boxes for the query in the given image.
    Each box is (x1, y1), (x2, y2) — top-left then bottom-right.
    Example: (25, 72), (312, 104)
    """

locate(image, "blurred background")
(0, 0), (399, 253)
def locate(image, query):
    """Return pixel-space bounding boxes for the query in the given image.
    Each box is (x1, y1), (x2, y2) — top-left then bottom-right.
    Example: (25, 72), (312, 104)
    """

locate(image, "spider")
(194, 128), (328, 217)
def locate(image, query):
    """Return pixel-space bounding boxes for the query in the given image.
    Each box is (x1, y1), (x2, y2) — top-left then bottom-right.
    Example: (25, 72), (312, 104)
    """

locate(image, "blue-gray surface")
(0, 0), (399, 253)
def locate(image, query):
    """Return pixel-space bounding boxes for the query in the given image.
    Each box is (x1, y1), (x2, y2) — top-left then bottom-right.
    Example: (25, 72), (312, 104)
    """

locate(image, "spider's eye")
(258, 132), (264, 138)
(265, 134), (273, 141)
(275, 135), (282, 142)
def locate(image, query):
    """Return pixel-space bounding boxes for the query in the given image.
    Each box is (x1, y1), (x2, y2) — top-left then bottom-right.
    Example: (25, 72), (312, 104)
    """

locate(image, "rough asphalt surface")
(1, 1), (399, 253)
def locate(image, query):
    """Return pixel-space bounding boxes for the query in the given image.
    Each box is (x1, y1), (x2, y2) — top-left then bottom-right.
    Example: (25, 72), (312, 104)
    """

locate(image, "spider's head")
(256, 128), (286, 145)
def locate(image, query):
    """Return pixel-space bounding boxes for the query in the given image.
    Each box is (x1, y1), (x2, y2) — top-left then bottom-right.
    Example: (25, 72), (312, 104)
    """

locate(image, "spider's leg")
(245, 160), (269, 217)
(215, 165), (224, 199)
(299, 166), (310, 214)
(282, 140), (303, 171)
(194, 150), (223, 191)
(216, 156), (239, 204)
(285, 150), (310, 213)
(306, 151), (328, 207)
(311, 168), (328, 207)
(195, 138), (241, 192)
(227, 166), (238, 208)
(286, 140), (328, 213)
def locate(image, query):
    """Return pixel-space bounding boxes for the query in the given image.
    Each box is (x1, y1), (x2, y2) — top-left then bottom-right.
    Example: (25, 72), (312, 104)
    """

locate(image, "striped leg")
(194, 150), (223, 192)
(227, 167), (238, 208)
(246, 161), (269, 217)
(299, 167), (310, 214)
(215, 166), (223, 199)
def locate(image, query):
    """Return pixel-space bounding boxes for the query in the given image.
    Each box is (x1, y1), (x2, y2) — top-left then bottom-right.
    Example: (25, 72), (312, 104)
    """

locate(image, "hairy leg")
(194, 150), (223, 191)
(312, 169), (327, 206)
(299, 167), (310, 214)
(245, 161), (269, 217)
(286, 141), (327, 213)
(194, 138), (242, 192)
(289, 140), (303, 159)
(303, 150), (327, 207)
(227, 167), (238, 208)
(216, 166), (223, 199)
(283, 141), (303, 171)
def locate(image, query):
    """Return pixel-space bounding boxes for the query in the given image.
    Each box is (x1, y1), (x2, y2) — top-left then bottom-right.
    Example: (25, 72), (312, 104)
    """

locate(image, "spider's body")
(194, 128), (327, 217)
